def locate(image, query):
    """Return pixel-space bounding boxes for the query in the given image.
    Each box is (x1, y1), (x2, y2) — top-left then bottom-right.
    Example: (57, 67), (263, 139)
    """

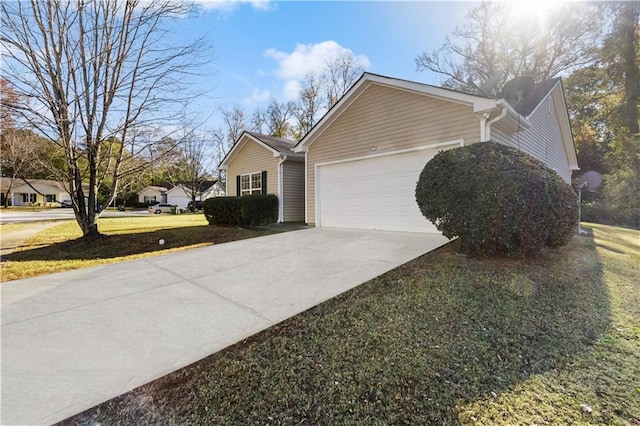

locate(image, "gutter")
(485, 102), (508, 141)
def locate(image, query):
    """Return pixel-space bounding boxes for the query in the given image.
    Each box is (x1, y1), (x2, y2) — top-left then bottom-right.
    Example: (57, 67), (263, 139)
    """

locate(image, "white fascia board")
(553, 82), (579, 169)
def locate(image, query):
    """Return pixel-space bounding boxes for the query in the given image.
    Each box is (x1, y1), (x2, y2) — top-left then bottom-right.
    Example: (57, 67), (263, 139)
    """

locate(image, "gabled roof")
(294, 72), (500, 153)
(139, 185), (168, 193)
(293, 72), (575, 157)
(219, 131), (303, 169)
(0, 177), (68, 192)
(505, 77), (561, 116)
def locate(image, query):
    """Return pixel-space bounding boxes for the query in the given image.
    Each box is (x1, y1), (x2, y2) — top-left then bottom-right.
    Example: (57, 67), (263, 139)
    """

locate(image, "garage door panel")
(318, 147), (446, 233)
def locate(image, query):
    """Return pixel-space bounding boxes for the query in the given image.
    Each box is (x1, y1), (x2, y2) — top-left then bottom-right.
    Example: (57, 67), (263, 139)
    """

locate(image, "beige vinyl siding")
(306, 83), (481, 224)
(227, 139), (279, 196)
(282, 160), (305, 222)
(493, 92), (572, 183)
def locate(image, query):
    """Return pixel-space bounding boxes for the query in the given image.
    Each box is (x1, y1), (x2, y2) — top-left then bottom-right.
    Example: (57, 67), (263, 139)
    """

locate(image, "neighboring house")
(0, 177), (70, 207)
(137, 186), (168, 204)
(166, 184), (192, 210)
(290, 72), (578, 233)
(219, 131), (305, 222)
(201, 180), (226, 200)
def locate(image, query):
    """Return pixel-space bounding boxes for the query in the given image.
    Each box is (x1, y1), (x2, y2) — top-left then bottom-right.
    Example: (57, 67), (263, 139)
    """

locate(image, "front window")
(45, 194), (57, 203)
(240, 172), (262, 196)
(22, 193), (36, 203)
(144, 195), (156, 203)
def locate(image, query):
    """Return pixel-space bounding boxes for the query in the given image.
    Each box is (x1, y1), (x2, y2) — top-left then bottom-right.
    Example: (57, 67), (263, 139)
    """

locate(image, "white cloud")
(282, 80), (302, 102)
(242, 87), (271, 105)
(195, 0), (274, 15)
(265, 41), (370, 81)
(264, 40), (370, 101)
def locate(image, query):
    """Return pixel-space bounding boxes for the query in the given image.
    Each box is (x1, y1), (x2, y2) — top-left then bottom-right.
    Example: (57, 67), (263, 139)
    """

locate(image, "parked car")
(59, 200), (73, 208)
(148, 203), (176, 214)
(187, 200), (203, 211)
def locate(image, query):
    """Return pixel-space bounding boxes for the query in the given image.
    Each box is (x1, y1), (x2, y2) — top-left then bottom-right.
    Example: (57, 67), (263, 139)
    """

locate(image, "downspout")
(278, 156), (287, 223)
(484, 102), (508, 142)
(479, 112), (490, 142)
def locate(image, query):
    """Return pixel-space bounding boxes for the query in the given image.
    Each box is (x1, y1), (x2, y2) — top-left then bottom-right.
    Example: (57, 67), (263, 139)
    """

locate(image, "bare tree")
(165, 129), (213, 212)
(415, 2), (602, 92)
(0, 0), (207, 238)
(325, 52), (365, 107)
(219, 104), (248, 145)
(266, 99), (295, 138)
(293, 73), (325, 140)
(250, 107), (268, 134)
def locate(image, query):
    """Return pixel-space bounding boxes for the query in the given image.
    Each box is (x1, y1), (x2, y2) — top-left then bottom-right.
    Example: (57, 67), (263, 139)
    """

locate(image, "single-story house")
(291, 72), (578, 233)
(218, 73), (578, 232)
(0, 177), (70, 207)
(137, 186), (168, 204)
(219, 131), (305, 222)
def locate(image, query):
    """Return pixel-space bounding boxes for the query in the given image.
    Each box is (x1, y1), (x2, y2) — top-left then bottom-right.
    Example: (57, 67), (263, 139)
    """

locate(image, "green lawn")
(1, 215), (272, 281)
(58, 223), (640, 425)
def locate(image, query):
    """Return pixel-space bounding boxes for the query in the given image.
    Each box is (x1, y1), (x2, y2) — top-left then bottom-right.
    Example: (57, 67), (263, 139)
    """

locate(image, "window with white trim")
(45, 194), (57, 203)
(22, 193), (36, 203)
(143, 195), (156, 203)
(240, 172), (262, 196)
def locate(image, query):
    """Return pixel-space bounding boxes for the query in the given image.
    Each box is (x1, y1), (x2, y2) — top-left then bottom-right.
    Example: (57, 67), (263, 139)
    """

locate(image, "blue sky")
(173, 1), (475, 130)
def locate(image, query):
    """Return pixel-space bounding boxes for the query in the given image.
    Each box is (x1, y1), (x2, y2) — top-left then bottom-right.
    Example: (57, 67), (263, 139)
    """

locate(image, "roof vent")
(501, 76), (535, 105)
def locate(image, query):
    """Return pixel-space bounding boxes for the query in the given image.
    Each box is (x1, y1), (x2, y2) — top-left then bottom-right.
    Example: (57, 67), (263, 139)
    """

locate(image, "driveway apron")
(1, 227), (449, 425)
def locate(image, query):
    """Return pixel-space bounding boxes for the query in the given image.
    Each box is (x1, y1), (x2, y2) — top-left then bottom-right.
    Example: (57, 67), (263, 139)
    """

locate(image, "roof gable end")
(294, 72), (498, 152)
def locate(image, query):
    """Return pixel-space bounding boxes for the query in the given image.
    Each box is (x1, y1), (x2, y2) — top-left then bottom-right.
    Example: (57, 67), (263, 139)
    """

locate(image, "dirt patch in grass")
(58, 224), (639, 425)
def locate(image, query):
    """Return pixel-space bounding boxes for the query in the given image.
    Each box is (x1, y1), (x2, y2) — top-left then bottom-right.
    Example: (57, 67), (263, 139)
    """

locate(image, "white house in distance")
(0, 177), (71, 207)
(137, 181), (226, 208)
(137, 185), (168, 204)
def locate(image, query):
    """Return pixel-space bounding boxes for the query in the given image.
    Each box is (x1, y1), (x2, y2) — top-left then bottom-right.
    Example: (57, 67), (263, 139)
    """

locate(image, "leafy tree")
(0, 129), (48, 206)
(598, 2), (640, 227)
(0, 77), (19, 132)
(1, 0), (207, 238)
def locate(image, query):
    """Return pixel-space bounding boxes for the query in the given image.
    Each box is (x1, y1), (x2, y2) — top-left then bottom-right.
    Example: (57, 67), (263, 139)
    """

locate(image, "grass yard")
(58, 223), (640, 425)
(1, 215), (273, 281)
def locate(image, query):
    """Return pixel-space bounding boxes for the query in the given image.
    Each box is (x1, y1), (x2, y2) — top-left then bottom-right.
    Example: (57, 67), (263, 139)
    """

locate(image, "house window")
(240, 172), (262, 196)
(45, 194), (57, 203)
(144, 195), (156, 203)
(22, 193), (36, 203)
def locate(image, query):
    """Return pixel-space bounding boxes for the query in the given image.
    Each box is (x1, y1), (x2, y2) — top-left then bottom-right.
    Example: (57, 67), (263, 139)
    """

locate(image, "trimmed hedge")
(415, 141), (578, 257)
(203, 194), (278, 227)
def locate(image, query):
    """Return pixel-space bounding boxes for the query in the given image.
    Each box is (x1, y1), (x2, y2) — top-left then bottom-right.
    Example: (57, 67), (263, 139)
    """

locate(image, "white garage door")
(317, 146), (445, 233)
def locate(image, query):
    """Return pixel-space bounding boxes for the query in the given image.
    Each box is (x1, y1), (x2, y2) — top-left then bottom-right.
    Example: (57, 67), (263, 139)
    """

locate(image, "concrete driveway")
(1, 227), (449, 425)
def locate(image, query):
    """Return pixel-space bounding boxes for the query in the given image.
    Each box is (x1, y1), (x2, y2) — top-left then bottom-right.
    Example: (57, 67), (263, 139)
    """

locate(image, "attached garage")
(316, 144), (457, 233)
(293, 73), (578, 234)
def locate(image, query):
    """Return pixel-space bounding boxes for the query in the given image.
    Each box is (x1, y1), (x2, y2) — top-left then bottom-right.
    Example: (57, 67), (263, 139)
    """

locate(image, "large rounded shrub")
(415, 142), (577, 257)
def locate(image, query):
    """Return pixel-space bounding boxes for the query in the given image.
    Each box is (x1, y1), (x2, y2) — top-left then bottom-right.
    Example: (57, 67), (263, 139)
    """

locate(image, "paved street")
(0, 208), (151, 224)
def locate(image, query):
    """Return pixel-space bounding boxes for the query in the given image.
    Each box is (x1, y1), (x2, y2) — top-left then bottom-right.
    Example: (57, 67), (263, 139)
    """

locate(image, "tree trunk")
(621, 2), (639, 134)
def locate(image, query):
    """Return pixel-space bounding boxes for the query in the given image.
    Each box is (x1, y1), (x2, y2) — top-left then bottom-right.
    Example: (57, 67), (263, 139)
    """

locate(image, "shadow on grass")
(58, 233), (613, 425)
(3, 225), (271, 262)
